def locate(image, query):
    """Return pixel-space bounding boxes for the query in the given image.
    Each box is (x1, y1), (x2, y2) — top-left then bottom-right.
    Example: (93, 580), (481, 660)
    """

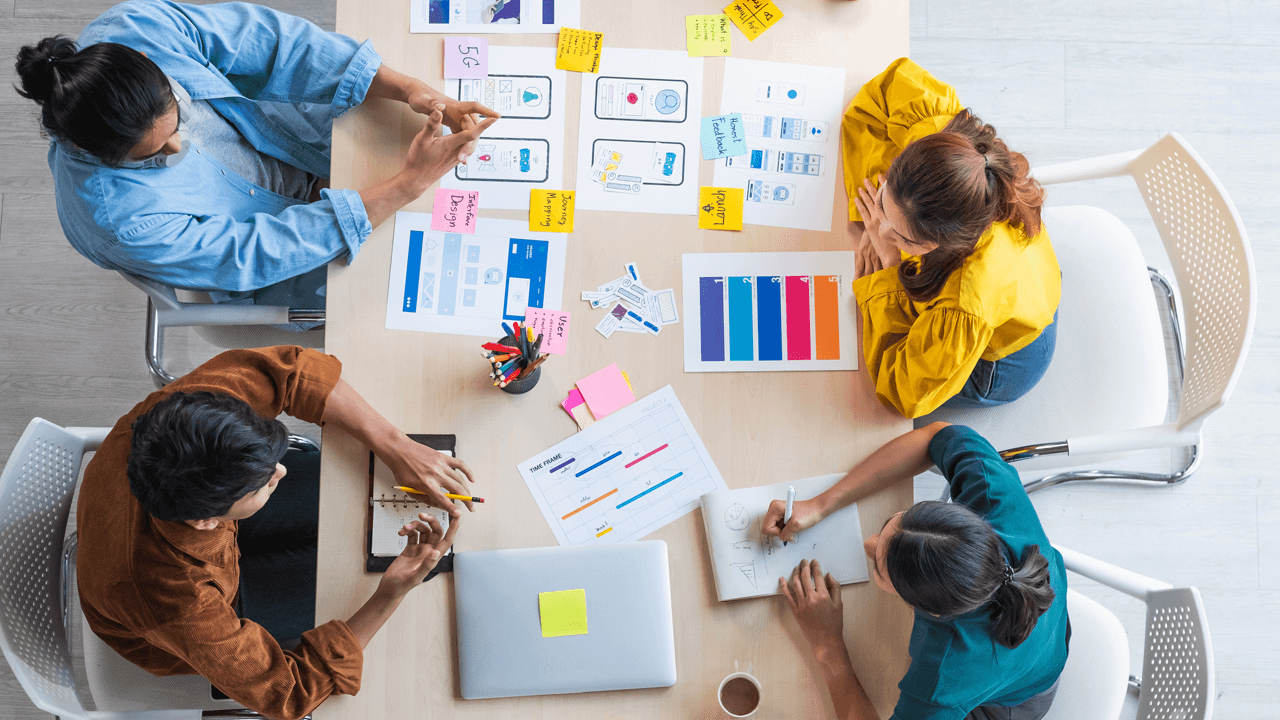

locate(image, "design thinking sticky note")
(700, 113), (748, 160)
(725, 0), (784, 41)
(525, 307), (572, 355)
(529, 189), (575, 233)
(555, 28), (603, 73)
(686, 15), (732, 57)
(539, 589), (588, 638)
(698, 187), (745, 231)
(443, 37), (487, 79)
(430, 189), (479, 233)
(576, 363), (636, 419)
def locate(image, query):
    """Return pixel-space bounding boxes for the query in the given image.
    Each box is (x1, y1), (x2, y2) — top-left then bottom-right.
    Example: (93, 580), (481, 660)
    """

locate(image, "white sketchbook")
(700, 474), (870, 601)
(369, 452), (453, 557)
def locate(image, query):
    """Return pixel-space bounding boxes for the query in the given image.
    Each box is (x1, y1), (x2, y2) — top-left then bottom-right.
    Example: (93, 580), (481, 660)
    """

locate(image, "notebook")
(699, 473), (870, 601)
(366, 434), (456, 574)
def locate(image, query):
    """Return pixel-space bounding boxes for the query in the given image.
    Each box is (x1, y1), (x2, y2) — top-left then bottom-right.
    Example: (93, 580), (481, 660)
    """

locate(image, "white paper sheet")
(385, 213), (566, 336)
(443, 47), (566, 210)
(410, 0), (580, 34)
(712, 58), (847, 232)
(682, 252), (859, 372)
(574, 49), (704, 215)
(370, 453), (452, 556)
(517, 385), (727, 545)
(700, 474), (870, 601)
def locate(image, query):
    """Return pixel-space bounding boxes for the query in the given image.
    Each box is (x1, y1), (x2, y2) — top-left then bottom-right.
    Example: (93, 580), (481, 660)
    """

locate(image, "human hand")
(378, 512), (460, 598)
(382, 436), (476, 516)
(407, 87), (499, 147)
(852, 176), (901, 272)
(397, 108), (497, 196)
(761, 498), (823, 543)
(780, 559), (845, 653)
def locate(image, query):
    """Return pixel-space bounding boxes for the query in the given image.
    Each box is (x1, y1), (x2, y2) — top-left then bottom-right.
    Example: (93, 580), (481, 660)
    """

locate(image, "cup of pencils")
(483, 321), (549, 395)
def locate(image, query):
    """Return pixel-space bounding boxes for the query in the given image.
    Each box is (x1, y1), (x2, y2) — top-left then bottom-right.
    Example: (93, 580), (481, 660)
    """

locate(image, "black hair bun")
(15, 34), (79, 104)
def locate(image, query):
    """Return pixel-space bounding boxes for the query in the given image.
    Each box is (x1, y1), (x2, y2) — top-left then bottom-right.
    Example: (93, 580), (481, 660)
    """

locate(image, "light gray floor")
(0, 0), (1274, 717)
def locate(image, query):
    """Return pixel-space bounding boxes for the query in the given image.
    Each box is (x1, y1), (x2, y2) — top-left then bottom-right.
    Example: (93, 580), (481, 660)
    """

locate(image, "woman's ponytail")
(14, 34), (78, 105)
(989, 544), (1056, 648)
(945, 109), (1045, 240)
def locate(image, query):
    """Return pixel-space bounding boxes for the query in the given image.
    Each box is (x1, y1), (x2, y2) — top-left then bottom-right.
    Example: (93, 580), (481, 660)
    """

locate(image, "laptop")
(454, 540), (677, 699)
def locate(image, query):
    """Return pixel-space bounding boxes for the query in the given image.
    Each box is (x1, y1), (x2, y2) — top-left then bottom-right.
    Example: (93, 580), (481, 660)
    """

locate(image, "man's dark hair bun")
(14, 34), (79, 104)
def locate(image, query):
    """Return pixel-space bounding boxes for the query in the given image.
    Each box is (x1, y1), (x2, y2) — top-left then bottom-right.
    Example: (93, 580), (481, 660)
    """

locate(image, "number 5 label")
(444, 36), (488, 80)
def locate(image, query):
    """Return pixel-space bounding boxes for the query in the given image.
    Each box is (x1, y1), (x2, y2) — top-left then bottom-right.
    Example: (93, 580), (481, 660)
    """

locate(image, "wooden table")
(318, 1), (911, 717)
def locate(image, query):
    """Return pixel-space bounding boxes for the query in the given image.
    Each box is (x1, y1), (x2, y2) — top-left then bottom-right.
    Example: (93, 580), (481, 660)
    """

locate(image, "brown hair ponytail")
(883, 109), (1046, 302)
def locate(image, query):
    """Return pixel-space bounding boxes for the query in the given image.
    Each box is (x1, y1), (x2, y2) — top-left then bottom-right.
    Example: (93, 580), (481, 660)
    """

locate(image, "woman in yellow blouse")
(845, 58), (1060, 419)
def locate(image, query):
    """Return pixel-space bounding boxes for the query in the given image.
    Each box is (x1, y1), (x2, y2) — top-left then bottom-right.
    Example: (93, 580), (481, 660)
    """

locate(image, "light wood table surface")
(318, 1), (912, 717)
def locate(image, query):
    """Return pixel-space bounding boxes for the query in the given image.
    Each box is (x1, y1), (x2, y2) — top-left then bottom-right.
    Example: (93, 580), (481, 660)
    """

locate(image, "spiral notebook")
(366, 434), (456, 574)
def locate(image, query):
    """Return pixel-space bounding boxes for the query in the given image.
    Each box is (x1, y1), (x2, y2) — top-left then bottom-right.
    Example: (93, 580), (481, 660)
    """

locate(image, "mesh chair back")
(0, 418), (96, 718)
(1131, 133), (1256, 430)
(1138, 587), (1214, 720)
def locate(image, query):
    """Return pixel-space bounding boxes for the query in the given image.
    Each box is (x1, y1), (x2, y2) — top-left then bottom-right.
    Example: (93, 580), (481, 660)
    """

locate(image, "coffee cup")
(718, 671), (762, 717)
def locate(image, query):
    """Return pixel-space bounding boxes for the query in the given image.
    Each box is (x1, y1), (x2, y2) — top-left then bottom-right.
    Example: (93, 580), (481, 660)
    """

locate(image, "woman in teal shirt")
(763, 423), (1069, 720)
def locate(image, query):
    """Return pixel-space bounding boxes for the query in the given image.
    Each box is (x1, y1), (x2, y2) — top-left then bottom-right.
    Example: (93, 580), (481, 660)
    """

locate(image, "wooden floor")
(0, 0), (1274, 717)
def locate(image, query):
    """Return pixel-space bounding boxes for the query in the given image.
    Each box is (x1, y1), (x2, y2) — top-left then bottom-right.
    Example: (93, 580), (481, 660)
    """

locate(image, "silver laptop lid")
(454, 540), (676, 699)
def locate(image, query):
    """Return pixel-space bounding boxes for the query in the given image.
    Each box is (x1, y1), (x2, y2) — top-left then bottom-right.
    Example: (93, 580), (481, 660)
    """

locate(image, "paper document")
(370, 454), (452, 556)
(410, 0), (580, 34)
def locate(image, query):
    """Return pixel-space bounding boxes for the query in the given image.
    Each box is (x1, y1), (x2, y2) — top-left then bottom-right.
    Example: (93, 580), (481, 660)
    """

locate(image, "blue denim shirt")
(52, 0), (381, 294)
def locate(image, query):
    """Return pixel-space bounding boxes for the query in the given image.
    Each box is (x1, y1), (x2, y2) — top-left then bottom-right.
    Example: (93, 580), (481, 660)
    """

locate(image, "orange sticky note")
(698, 187), (745, 231)
(724, 0), (784, 41)
(530, 189), (575, 233)
(556, 28), (603, 73)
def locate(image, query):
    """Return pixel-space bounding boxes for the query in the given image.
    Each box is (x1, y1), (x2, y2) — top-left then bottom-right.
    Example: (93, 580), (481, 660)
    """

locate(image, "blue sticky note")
(700, 113), (748, 160)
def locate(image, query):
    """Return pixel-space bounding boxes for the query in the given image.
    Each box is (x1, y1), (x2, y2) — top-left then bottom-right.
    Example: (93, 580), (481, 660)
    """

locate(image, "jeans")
(942, 313), (1058, 410)
(965, 678), (1061, 720)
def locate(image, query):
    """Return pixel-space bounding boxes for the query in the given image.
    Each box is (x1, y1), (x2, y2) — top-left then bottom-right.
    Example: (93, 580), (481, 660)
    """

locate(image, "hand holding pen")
(761, 494), (823, 544)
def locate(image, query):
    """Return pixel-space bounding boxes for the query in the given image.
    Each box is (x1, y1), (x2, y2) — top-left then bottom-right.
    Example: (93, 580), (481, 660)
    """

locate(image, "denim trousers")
(942, 313), (1058, 410)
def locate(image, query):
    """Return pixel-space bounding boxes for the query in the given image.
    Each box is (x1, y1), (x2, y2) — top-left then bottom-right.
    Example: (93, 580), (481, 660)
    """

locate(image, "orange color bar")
(562, 488), (618, 520)
(813, 275), (841, 360)
(596, 527), (613, 538)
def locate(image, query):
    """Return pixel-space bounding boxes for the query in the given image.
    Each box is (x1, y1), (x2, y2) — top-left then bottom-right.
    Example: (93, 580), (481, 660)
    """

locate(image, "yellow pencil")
(395, 486), (486, 503)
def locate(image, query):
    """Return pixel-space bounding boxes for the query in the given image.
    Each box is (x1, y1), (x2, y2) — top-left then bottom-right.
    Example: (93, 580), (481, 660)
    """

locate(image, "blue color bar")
(728, 276), (754, 361)
(575, 451), (622, 477)
(757, 276), (783, 361)
(699, 277), (725, 362)
(403, 231), (423, 313)
(616, 472), (683, 509)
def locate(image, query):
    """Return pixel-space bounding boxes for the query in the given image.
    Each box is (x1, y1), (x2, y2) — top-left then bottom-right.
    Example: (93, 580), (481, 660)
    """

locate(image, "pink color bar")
(625, 443), (669, 468)
(785, 276), (812, 360)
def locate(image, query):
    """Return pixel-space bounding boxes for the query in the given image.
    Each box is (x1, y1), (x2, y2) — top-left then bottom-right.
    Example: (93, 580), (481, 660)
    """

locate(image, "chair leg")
(1020, 445), (1200, 493)
(145, 297), (177, 389)
(287, 435), (321, 453)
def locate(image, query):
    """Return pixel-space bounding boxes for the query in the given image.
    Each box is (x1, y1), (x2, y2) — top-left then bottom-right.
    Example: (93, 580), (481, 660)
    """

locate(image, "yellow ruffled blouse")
(845, 58), (1061, 419)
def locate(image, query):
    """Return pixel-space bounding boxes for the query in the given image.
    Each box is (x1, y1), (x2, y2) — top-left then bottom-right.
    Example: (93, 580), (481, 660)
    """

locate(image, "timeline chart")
(683, 253), (859, 372)
(518, 385), (727, 546)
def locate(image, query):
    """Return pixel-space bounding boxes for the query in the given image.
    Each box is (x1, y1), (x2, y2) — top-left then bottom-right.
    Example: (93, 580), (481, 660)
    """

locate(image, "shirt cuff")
(298, 620), (363, 696)
(852, 265), (903, 301)
(290, 349), (343, 424)
(323, 188), (373, 263)
(333, 39), (383, 116)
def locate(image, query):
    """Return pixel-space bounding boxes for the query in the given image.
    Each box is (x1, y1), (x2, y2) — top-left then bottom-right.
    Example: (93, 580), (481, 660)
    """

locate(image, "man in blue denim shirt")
(15, 0), (497, 312)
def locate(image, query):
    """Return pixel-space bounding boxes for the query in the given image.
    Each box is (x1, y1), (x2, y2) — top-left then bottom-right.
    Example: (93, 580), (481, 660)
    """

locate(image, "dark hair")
(883, 109), (1046, 302)
(886, 501), (1056, 648)
(127, 391), (290, 522)
(15, 36), (174, 167)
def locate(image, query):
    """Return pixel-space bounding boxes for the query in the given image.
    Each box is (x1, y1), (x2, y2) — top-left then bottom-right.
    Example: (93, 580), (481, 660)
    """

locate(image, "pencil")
(394, 486), (486, 504)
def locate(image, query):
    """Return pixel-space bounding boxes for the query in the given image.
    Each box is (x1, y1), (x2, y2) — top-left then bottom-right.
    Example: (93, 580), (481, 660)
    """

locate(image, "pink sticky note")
(431, 189), (479, 233)
(524, 308), (572, 355)
(561, 388), (586, 419)
(575, 363), (636, 420)
(444, 37), (488, 79)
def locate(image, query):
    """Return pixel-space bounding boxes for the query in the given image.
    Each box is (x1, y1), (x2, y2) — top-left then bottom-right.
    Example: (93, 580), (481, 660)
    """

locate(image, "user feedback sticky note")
(700, 113), (747, 160)
(555, 28), (603, 73)
(524, 307), (572, 355)
(698, 186), (745, 231)
(443, 37), (487, 79)
(539, 589), (588, 638)
(431, 189), (479, 233)
(724, 0), (784, 41)
(529, 189), (575, 233)
(686, 15), (732, 56)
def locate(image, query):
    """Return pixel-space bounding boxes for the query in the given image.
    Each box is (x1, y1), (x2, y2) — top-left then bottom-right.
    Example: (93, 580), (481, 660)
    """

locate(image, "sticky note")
(525, 307), (572, 355)
(539, 589), (588, 638)
(576, 363), (636, 419)
(444, 37), (487, 79)
(700, 113), (748, 160)
(529, 189), (575, 233)
(686, 15), (732, 56)
(430, 189), (479, 233)
(556, 28), (603, 73)
(698, 187), (745, 231)
(724, 0), (784, 41)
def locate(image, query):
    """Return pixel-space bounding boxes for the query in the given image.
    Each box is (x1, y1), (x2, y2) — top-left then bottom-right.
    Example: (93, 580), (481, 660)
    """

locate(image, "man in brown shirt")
(76, 346), (475, 720)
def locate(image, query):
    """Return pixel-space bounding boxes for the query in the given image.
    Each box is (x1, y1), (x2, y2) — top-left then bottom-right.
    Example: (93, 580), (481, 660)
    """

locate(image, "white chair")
(1046, 546), (1214, 720)
(118, 272), (325, 389)
(920, 132), (1256, 491)
(0, 417), (295, 719)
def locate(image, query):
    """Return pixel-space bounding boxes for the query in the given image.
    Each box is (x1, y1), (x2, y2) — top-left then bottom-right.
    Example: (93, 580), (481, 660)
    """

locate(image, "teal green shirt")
(891, 425), (1070, 720)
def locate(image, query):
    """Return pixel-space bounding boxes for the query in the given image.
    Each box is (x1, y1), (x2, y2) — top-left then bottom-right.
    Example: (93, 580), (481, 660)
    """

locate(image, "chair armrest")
(154, 303), (294, 327)
(1030, 148), (1144, 185)
(1068, 423), (1201, 456)
(1056, 546), (1172, 601)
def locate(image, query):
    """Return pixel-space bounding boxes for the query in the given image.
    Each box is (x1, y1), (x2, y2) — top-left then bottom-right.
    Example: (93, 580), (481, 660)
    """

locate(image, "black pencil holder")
(495, 334), (542, 395)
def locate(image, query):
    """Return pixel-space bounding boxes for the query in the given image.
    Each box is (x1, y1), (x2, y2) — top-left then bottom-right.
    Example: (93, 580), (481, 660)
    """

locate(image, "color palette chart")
(517, 385), (727, 545)
(682, 252), (859, 372)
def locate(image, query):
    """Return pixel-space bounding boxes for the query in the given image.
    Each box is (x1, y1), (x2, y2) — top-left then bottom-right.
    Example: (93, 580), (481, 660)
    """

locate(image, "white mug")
(718, 671), (762, 718)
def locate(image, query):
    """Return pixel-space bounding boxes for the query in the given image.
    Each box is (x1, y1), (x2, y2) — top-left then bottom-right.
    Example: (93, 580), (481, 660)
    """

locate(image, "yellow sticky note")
(621, 370), (632, 391)
(530, 190), (575, 233)
(686, 15), (732, 57)
(698, 187), (745, 231)
(724, 0), (784, 41)
(556, 28), (603, 73)
(539, 589), (588, 638)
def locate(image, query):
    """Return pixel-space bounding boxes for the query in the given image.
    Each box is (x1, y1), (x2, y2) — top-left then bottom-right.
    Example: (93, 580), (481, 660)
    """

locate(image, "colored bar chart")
(785, 275), (812, 360)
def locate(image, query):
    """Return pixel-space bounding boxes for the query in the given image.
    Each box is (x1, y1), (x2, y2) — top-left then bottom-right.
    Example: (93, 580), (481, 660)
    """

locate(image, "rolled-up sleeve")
(169, 346), (342, 424)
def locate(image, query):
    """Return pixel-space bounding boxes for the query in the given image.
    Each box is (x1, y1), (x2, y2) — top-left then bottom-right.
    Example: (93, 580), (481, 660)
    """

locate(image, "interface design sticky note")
(444, 37), (488, 79)
(539, 589), (588, 638)
(430, 189), (479, 233)
(525, 307), (572, 355)
(555, 28), (603, 73)
(724, 0), (784, 41)
(686, 15), (732, 57)
(700, 113), (747, 160)
(529, 189), (575, 233)
(698, 187), (745, 231)
(576, 363), (636, 419)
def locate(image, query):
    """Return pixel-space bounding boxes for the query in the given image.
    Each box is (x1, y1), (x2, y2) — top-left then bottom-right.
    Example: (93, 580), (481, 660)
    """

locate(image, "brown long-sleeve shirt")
(76, 347), (360, 720)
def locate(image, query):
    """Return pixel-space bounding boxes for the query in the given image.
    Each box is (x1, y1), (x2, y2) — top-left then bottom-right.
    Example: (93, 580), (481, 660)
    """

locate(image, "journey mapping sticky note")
(724, 0), (784, 41)
(576, 363), (636, 419)
(539, 589), (588, 638)
(700, 113), (747, 160)
(686, 15), (732, 57)
(555, 28), (603, 73)
(698, 187), (745, 231)
(529, 189), (575, 233)
(443, 37), (487, 79)
(430, 189), (479, 233)
(525, 308), (572, 355)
